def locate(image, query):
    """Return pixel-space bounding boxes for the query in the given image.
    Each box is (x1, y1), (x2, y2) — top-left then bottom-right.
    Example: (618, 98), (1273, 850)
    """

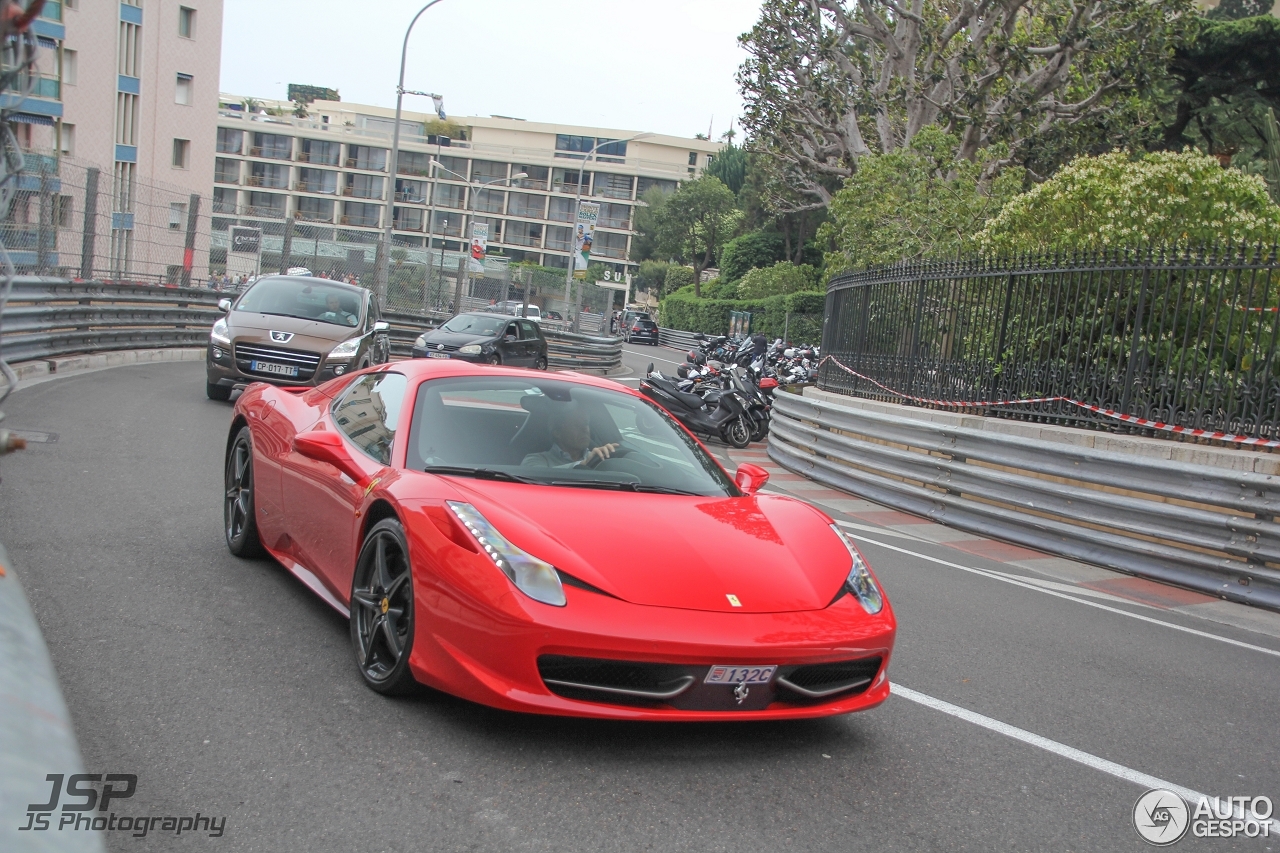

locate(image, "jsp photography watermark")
(1133, 788), (1274, 845)
(16, 773), (227, 839)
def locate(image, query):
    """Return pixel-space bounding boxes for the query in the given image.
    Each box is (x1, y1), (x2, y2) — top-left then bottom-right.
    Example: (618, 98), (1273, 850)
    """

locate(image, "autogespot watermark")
(1133, 788), (1274, 845)
(16, 773), (227, 839)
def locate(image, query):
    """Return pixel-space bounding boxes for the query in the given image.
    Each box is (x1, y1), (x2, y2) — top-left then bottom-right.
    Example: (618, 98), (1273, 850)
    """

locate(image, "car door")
(282, 371), (409, 598)
(498, 321), (523, 365)
(518, 320), (542, 366)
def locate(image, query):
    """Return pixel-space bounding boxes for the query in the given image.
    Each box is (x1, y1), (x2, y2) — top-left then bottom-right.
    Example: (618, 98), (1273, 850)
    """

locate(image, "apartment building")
(212, 96), (722, 276)
(4, 0), (223, 278)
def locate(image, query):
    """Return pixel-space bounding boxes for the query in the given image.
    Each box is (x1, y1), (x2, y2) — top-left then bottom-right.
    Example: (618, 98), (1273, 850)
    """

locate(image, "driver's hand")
(581, 443), (620, 468)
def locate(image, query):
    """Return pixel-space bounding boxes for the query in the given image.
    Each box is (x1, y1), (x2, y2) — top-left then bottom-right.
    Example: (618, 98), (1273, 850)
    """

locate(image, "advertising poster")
(573, 202), (599, 278)
(468, 221), (489, 274)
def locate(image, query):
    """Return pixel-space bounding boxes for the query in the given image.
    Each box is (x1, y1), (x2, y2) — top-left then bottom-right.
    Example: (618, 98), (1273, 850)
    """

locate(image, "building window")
(637, 177), (677, 196)
(172, 138), (190, 169)
(54, 195), (74, 228)
(594, 173), (633, 200)
(471, 188), (504, 213)
(169, 202), (188, 230)
(249, 162), (289, 190)
(299, 138), (340, 166)
(548, 197), (575, 223)
(58, 123), (74, 157)
(299, 168), (338, 195)
(216, 127), (242, 154)
(213, 187), (237, 214)
(436, 155), (468, 179)
(344, 174), (384, 200)
(545, 225), (572, 251)
(396, 150), (431, 177)
(470, 160), (507, 183)
(342, 201), (381, 228)
(61, 49), (77, 86)
(512, 163), (549, 190)
(346, 145), (387, 172)
(178, 6), (196, 38)
(214, 158), (240, 184)
(296, 196), (334, 223)
(175, 73), (193, 106)
(688, 152), (699, 167)
(251, 132), (292, 160)
(247, 192), (287, 219)
(506, 192), (545, 219)
(433, 183), (466, 210)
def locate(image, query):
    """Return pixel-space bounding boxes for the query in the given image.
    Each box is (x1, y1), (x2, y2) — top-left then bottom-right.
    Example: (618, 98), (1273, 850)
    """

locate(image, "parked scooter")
(640, 363), (753, 448)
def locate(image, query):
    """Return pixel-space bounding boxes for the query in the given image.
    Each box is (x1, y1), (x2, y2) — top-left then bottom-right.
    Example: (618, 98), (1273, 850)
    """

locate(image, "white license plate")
(704, 665), (777, 685)
(427, 352), (450, 359)
(251, 360), (298, 377)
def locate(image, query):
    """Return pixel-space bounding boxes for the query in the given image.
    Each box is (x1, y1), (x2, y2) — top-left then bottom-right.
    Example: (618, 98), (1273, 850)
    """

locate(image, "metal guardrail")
(0, 542), (105, 852)
(658, 327), (700, 351)
(1, 278), (220, 363)
(768, 388), (1280, 612)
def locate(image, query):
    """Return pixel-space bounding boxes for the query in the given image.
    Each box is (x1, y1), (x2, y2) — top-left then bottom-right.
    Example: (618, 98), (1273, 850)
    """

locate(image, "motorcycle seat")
(650, 376), (708, 410)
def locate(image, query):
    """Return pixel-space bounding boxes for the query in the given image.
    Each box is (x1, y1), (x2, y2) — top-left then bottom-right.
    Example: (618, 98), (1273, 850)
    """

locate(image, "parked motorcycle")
(640, 364), (753, 449)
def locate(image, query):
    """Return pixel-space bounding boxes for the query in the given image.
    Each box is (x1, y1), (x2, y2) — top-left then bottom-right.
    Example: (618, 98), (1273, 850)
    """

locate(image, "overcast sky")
(220, 0), (764, 139)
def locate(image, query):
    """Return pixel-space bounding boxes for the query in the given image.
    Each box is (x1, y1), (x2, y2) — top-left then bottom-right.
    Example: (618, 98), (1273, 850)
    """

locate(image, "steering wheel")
(595, 448), (663, 474)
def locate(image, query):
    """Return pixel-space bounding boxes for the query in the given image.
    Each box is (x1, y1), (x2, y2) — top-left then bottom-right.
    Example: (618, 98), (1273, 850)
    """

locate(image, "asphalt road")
(2, 359), (1278, 852)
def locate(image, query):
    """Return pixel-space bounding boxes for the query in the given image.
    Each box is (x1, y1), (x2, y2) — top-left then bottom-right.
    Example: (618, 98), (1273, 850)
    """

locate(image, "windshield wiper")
(256, 311), (316, 322)
(549, 480), (704, 496)
(423, 465), (538, 484)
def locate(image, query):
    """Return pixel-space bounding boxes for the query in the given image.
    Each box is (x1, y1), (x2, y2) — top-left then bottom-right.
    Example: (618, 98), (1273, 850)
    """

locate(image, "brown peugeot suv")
(206, 275), (391, 400)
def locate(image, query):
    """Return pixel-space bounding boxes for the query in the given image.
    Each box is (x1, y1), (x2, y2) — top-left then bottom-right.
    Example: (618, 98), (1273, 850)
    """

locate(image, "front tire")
(224, 426), (265, 557)
(488, 353), (502, 366)
(724, 415), (752, 449)
(350, 519), (418, 695)
(207, 381), (232, 401)
(533, 354), (547, 371)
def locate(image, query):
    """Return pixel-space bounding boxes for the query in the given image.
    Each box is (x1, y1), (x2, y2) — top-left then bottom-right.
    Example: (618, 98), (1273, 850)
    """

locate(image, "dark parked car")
(412, 312), (548, 369)
(624, 316), (659, 345)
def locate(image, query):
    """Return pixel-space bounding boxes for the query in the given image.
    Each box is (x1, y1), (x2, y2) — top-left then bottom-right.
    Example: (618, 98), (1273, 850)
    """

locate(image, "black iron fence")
(820, 245), (1280, 441)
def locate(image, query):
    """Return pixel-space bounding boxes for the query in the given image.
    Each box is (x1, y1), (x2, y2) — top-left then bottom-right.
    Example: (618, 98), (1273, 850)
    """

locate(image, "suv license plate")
(704, 665), (777, 685)
(251, 360), (299, 377)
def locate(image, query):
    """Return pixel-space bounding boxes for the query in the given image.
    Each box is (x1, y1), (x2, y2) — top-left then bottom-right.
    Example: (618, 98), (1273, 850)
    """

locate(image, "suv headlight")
(448, 502), (565, 606)
(210, 318), (231, 346)
(832, 525), (883, 614)
(329, 338), (360, 359)
(459, 344), (482, 354)
(414, 334), (427, 347)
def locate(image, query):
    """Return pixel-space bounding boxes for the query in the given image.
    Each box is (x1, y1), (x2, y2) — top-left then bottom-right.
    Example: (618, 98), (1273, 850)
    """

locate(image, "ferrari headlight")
(832, 525), (883, 614)
(210, 318), (231, 346)
(329, 338), (360, 359)
(414, 334), (428, 347)
(459, 344), (482, 355)
(448, 502), (566, 606)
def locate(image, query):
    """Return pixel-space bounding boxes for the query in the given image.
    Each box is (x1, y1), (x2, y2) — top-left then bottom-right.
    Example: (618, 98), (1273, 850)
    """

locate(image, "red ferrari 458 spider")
(224, 361), (896, 720)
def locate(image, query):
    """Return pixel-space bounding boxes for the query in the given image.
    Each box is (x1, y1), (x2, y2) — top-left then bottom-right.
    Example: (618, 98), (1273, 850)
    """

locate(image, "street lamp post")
(562, 133), (653, 333)
(379, 0), (448, 300)
(430, 163), (526, 316)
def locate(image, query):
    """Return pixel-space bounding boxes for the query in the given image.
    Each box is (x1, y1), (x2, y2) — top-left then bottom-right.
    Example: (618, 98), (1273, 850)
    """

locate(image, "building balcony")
(246, 176), (289, 189)
(551, 182), (587, 195)
(592, 245), (628, 259)
(396, 165), (433, 178)
(594, 187), (634, 200)
(394, 191), (427, 203)
(545, 238), (572, 252)
(248, 146), (291, 160)
(297, 152), (341, 166)
(513, 179), (549, 192)
(244, 206), (287, 219)
(599, 218), (631, 230)
(212, 202), (238, 214)
(508, 207), (544, 219)
(214, 174), (241, 185)
(342, 186), (383, 200)
(295, 181), (337, 194)
(340, 215), (380, 228)
(505, 233), (542, 248)
(345, 158), (386, 172)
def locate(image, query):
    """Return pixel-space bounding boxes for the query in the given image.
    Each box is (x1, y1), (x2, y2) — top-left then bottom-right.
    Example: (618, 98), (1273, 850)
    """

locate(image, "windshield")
(235, 277), (363, 327)
(407, 376), (737, 496)
(441, 314), (506, 335)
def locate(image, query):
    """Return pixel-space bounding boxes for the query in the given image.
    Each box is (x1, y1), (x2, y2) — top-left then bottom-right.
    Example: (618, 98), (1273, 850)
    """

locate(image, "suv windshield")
(441, 314), (506, 335)
(235, 277), (363, 328)
(407, 377), (736, 496)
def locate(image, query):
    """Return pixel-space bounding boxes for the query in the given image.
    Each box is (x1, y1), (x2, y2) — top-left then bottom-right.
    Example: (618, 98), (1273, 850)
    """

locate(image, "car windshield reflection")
(407, 377), (736, 496)
(235, 277), (362, 328)
(440, 314), (506, 335)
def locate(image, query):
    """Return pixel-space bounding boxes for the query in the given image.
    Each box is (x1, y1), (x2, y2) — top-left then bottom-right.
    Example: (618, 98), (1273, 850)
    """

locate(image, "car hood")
(444, 481), (851, 613)
(230, 311), (360, 344)
(421, 329), (496, 348)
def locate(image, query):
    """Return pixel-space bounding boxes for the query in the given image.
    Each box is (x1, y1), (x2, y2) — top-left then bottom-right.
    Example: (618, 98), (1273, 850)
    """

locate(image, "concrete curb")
(11, 348), (206, 382)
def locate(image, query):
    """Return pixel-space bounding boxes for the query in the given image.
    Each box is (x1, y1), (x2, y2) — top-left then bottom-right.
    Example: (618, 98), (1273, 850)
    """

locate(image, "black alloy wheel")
(350, 519), (418, 695)
(488, 352), (502, 365)
(534, 354), (548, 371)
(725, 415), (752, 449)
(224, 426), (265, 557)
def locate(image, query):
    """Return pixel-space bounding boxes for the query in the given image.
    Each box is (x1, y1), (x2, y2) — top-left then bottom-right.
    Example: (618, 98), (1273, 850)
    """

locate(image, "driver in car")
(522, 404), (619, 469)
(318, 293), (357, 326)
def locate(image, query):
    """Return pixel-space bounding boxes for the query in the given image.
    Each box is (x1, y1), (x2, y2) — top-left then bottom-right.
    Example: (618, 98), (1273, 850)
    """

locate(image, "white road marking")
(844, 528), (1280, 660)
(891, 682), (1280, 834)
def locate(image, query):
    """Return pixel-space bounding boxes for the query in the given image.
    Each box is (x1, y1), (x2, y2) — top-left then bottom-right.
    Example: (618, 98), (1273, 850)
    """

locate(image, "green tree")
(738, 0), (1192, 209)
(635, 260), (670, 296)
(629, 186), (672, 263)
(706, 142), (748, 195)
(823, 128), (1024, 271)
(736, 262), (820, 299)
(719, 231), (786, 282)
(654, 177), (740, 297)
(976, 149), (1280, 253)
(1206, 0), (1274, 20)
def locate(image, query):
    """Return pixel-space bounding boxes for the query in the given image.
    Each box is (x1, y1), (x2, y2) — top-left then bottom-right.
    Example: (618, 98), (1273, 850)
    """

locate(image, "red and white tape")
(817, 356), (1280, 449)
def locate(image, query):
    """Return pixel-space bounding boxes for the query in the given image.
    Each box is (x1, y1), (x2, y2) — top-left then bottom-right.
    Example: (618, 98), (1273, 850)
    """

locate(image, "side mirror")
(695, 332), (706, 340)
(293, 430), (368, 485)
(372, 320), (390, 333)
(734, 463), (769, 496)
(646, 362), (655, 375)
(218, 298), (232, 313)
